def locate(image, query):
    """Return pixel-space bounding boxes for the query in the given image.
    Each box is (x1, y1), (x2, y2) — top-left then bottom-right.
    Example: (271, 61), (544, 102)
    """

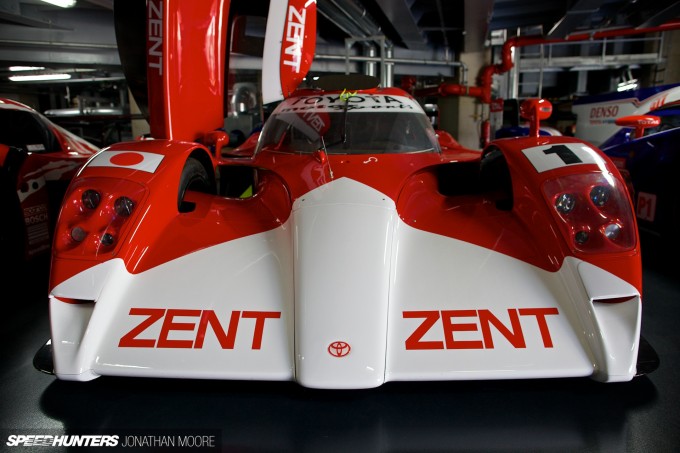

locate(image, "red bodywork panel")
(48, 2), (641, 298)
(50, 125), (641, 296)
(146, 0), (229, 141)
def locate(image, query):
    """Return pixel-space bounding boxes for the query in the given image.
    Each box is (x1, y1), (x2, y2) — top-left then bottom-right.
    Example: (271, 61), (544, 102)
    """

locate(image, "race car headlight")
(70, 226), (87, 242)
(81, 189), (101, 210)
(543, 173), (636, 253)
(114, 196), (134, 217)
(55, 178), (147, 257)
(575, 229), (590, 245)
(603, 222), (622, 240)
(100, 232), (115, 246)
(590, 185), (610, 207)
(555, 193), (576, 214)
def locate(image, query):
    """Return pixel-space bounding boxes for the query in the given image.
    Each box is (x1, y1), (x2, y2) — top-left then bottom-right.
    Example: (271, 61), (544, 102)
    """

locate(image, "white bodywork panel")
(293, 178), (395, 388)
(50, 178), (642, 387)
(572, 85), (680, 146)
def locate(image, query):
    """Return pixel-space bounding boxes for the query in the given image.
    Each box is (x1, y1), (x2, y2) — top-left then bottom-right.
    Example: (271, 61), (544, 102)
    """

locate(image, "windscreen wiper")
(324, 89), (355, 150)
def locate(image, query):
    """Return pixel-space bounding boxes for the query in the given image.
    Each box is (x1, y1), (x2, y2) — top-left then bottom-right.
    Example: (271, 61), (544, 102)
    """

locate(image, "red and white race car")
(35, 0), (656, 388)
(0, 98), (99, 265)
(37, 80), (655, 388)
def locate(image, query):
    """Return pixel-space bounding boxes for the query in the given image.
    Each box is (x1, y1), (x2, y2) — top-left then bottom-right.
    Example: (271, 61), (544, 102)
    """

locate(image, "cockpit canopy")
(256, 91), (440, 155)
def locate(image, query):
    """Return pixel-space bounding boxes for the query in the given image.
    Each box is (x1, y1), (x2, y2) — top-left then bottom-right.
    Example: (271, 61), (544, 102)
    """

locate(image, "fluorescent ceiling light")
(40, 0), (76, 7)
(9, 66), (46, 72)
(617, 79), (639, 92)
(9, 73), (72, 82)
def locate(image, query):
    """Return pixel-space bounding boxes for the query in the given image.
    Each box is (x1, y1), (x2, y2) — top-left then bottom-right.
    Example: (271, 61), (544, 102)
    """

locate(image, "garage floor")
(1, 234), (678, 452)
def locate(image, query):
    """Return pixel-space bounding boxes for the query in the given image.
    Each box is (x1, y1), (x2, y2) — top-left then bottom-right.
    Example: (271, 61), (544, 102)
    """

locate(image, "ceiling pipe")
(318, 0), (388, 47)
(316, 53), (468, 86)
(318, 0), (391, 78)
(420, 19), (680, 147)
(430, 19), (680, 104)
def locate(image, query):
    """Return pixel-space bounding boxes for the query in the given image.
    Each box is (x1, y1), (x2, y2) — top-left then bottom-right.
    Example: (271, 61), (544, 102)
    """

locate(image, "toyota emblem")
(328, 341), (351, 358)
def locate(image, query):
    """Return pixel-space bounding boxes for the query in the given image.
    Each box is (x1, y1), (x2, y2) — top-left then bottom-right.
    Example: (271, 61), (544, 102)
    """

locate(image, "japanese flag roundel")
(87, 150), (164, 173)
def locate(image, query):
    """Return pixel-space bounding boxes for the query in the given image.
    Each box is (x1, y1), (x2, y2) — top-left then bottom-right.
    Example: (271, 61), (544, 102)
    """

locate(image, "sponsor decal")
(277, 94), (422, 113)
(87, 151), (164, 173)
(282, 4), (307, 74)
(648, 94), (667, 112)
(26, 144), (46, 152)
(590, 105), (619, 119)
(299, 109), (328, 134)
(328, 341), (351, 358)
(522, 143), (606, 173)
(148, 0), (163, 76)
(22, 204), (48, 226)
(636, 191), (657, 222)
(277, 109), (331, 141)
(119, 308), (281, 350)
(403, 308), (559, 350)
(262, 0), (316, 103)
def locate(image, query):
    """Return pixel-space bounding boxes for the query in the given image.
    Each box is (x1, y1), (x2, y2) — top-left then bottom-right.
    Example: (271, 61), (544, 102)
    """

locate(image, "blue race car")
(600, 101), (680, 246)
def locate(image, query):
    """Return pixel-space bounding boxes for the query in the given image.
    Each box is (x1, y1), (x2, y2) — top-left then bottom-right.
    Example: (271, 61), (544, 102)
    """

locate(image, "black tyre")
(178, 157), (213, 212)
(480, 147), (513, 210)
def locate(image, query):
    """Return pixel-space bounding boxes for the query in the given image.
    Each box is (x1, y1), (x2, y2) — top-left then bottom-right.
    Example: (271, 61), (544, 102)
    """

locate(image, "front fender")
(50, 140), (213, 291)
(487, 136), (641, 292)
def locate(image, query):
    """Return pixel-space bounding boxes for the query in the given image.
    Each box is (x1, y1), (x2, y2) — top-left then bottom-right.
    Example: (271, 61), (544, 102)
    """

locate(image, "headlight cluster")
(543, 173), (636, 253)
(54, 178), (146, 256)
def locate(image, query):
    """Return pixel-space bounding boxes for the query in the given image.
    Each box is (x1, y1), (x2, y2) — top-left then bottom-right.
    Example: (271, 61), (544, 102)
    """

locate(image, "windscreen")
(0, 109), (59, 153)
(643, 108), (680, 136)
(256, 93), (440, 155)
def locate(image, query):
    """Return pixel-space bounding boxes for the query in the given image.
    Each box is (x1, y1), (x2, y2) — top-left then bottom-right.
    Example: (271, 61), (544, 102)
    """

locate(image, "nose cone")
(293, 177), (396, 388)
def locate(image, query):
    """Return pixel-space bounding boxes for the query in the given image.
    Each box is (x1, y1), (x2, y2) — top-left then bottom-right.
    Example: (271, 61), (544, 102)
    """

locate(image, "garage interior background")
(0, 0), (679, 150)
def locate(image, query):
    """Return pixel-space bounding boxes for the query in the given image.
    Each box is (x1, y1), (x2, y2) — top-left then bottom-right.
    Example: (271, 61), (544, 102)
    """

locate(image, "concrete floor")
(1, 234), (678, 452)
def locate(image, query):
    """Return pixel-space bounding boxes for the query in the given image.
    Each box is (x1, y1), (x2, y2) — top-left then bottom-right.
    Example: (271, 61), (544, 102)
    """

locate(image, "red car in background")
(0, 98), (99, 268)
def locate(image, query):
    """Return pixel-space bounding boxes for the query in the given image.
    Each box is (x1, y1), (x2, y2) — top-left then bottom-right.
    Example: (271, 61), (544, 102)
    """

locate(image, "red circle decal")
(110, 152), (144, 166)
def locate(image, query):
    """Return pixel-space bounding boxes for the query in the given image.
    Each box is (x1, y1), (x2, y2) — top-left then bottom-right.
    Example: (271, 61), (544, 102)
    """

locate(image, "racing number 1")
(543, 145), (583, 165)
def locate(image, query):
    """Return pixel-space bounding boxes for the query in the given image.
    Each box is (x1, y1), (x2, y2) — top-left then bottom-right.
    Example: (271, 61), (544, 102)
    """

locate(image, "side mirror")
(615, 115), (660, 140)
(222, 131), (260, 158)
(519, 99), (553, 138)
(436, 130), (461, 150)
(203, 130), (229, 160)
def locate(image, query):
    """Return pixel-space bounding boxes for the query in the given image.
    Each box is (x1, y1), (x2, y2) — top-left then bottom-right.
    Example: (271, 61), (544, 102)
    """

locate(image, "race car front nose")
(292, 177), (396, 389)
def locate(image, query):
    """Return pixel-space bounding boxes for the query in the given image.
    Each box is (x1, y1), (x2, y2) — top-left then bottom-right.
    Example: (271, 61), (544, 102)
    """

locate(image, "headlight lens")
(114, 196), (134, 217)
(555, 193), (576, 213)
(101, 232), (115, 246)
(603, 223), (622, 240)
(590, 185), (610, 207)
(81, 189), (101, 209)
(543, 173), (636, 253)
(54, 178), (146, 257)
(71, 226), (87, 242)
